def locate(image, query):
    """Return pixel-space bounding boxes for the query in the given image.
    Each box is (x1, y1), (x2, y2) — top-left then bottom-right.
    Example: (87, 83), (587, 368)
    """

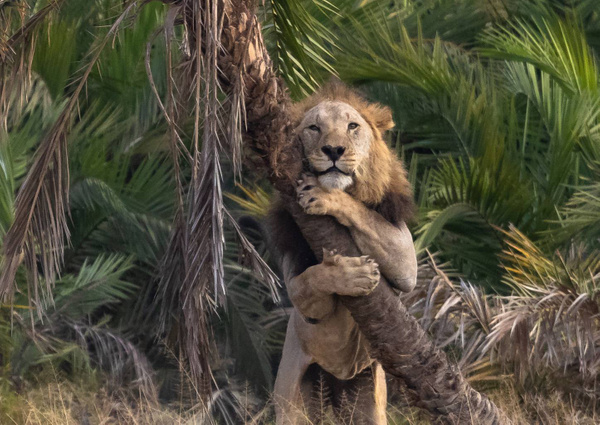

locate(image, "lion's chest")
(293, 306), (373, 380)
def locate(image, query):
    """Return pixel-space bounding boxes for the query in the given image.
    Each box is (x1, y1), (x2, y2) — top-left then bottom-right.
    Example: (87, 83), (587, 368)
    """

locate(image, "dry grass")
(490, 383), (599, 425)
(1, 378), (598, 425)
(388, 383), (600, 424)
(0, 381), (193, 425)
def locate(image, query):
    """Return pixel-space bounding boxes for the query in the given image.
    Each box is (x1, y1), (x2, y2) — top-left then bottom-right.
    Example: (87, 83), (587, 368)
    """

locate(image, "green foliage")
(552, 180), (600, 247)
(1, 1), (283, 407)
(261, 0), (337, 98)
(482, 14), (599, 94)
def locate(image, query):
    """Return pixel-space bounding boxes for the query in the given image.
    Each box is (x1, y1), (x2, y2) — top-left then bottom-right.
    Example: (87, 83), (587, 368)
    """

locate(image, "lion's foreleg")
(284, 250), (381, 322)
(283, 253), (336, 322)
(295, 175), (417, 293)
(347, 218), (417, 293)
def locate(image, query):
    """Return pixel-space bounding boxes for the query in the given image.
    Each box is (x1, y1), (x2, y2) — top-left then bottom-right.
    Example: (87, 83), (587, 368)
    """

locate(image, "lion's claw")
(296, 174), (330, 215)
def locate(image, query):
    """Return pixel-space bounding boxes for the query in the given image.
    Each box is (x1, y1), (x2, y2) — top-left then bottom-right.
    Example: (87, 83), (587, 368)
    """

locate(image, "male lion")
(268, 83), (418, 425)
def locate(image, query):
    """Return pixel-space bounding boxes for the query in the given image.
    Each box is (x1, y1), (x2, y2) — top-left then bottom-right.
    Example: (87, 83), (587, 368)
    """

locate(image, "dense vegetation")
(1, 0), (600, 423)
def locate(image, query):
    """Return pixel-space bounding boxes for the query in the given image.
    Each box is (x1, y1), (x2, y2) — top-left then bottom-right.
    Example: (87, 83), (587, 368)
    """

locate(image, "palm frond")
(0, 0), (144, 310)
(504, 61), (600, 189)
(415, 156), (532, 286)
(0, 0), (66, 131)
(164, 0), (230, 400)
(7, 252), (155, 397)
(46, 254), (135, 318)
(69, 321), (157, 398)
(482, 226), (600, 389)
(399, 255), (501, 386)
(225, 183), (271, 218)
(220, 259), (277, 392)
(261, 0), (338, 98)
(550, 181), (600, 247)
(225, 209), (279, 303)
(481, 15), (598, 94)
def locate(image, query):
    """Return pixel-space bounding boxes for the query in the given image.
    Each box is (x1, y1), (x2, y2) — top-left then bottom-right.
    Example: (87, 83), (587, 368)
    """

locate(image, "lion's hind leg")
(274, 317), (314, 425)
(331, 362), (387, 425)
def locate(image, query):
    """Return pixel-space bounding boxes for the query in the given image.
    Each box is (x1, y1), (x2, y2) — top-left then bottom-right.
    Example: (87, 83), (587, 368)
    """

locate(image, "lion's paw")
(296, 173), (330, 216)
(321, 249), (380, 297)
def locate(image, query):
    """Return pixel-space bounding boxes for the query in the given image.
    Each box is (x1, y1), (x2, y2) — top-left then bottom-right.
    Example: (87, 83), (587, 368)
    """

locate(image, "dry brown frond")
(177, 0), (225, 402)
(153, 0), (285, 401)
(146, 5), (189, 338)
(225, 209), (279, 302)
(484, 226), (600, 393)
(401, 255), (500, 385)
(406, 232), (600, 407)
(0, 1), (64, 64)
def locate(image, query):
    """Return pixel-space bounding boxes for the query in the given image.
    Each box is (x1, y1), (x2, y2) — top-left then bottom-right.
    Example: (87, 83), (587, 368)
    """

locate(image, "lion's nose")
(321, 145), (346, 162)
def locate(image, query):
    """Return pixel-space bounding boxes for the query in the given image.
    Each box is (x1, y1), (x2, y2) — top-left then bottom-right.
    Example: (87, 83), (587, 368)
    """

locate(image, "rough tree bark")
(212, 1), (507, 423)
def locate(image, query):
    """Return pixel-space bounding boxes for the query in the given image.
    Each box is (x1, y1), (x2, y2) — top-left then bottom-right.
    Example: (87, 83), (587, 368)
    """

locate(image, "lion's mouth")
(318, 166), (351, 176)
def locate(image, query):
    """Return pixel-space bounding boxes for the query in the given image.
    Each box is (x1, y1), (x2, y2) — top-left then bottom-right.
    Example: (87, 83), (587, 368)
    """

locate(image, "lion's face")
(290, 82), (411, 209)
(297, 101), (374, 191)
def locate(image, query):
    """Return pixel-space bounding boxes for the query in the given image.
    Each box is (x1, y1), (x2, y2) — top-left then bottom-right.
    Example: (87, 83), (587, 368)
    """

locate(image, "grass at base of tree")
(1, 375), (597, 425)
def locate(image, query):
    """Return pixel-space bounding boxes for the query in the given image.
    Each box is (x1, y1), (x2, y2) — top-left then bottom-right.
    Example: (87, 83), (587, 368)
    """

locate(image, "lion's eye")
(308, 125), (320, 132)
(348, 122), (359, 130)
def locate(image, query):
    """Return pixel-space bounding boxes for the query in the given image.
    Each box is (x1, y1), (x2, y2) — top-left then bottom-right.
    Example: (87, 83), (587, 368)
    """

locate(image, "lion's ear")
(365, 103), (395, 133)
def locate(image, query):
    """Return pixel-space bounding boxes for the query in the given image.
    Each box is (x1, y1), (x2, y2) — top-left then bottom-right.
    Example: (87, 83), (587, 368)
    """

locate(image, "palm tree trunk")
(217, 1), (302, 194)
(197, 0), (507, 422)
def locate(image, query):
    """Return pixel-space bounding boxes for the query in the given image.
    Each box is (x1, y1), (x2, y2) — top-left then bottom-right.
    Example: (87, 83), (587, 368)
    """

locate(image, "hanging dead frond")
(145, 5), (190, 337)
(0, 1), (65, 64)
(152, 0), (285, 401)
(160, 0), (229, 401)
(1, 1), (71, 135)
(1, 5), (40, 131)
(0, 1), (142, 311)
(225, 208), (279, 302)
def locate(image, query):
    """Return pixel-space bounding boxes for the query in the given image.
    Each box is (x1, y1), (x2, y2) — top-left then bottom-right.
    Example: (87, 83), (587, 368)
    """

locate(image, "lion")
(267, 82), (418, 424)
